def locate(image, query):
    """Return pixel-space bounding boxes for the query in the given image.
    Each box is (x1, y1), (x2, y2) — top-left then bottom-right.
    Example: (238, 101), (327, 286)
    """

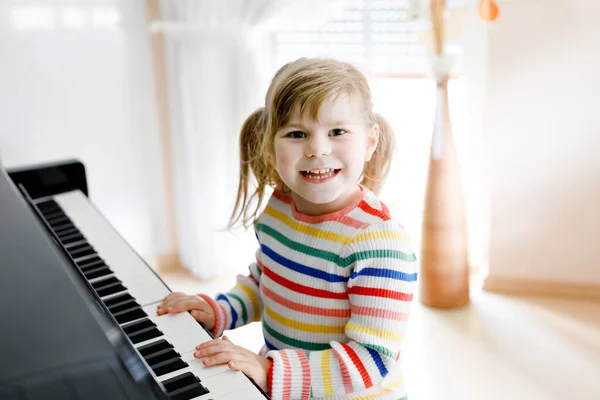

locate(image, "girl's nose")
(304, 135), (332, 158)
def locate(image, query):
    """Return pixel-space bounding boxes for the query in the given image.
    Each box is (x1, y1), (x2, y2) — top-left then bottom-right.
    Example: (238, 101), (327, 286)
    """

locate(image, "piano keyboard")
(34, 190), (268, 400)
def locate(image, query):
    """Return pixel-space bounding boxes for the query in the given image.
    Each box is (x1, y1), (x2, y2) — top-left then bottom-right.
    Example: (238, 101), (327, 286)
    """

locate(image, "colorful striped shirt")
(204, 185), (417, 399)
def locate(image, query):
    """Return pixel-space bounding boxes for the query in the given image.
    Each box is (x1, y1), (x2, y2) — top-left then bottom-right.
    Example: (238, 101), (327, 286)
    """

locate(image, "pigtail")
(228, 108), (269, 230)
(362, 113), (395, 195)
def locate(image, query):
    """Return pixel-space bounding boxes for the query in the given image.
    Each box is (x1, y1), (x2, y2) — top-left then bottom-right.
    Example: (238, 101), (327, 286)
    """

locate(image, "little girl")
(157, 58), (418, 400)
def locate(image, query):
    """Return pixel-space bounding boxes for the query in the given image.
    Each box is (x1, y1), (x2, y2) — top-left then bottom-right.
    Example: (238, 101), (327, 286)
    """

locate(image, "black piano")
(0, 160), (270, 400)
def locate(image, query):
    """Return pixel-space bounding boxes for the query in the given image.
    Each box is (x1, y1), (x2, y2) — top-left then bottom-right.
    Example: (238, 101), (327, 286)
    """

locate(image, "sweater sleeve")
(199, 248), (264, 337)
(265, 220), (417, 399)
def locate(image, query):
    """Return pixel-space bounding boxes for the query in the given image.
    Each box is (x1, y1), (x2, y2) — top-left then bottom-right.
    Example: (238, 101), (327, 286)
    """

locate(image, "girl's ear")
(364, 124), (380, 162)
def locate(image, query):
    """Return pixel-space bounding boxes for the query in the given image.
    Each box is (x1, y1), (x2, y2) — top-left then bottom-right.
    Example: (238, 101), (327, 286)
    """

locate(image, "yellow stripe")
(346, 322), (404, 342)
(349, 230), (411, 245)
(265, 306), (345, 334)
(321, 350), (334, 397)
(265, 206), (350, 244)
(350, 376), (404, 400)
(235, 284), (261, 322)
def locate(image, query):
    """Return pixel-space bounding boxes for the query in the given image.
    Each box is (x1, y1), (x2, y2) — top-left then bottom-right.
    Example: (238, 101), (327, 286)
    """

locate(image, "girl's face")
(274, 94), (379, 216)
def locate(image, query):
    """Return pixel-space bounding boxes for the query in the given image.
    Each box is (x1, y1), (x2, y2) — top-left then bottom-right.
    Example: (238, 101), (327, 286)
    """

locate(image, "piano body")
(0, 160), (270, 400)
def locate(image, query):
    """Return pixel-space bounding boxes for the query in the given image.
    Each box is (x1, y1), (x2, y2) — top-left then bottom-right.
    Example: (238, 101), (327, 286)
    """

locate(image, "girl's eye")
(330, 128), (347, 137)
(287, 131), (306, 139)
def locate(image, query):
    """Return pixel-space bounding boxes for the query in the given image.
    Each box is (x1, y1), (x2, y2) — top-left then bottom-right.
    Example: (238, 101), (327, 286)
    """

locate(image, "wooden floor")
(156, 266), (600, 400)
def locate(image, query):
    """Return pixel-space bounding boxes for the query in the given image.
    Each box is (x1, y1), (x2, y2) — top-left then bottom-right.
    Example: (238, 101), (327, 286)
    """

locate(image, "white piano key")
(54, 191), (170, 306)
(141, 304), (214, 345)
(187, 369), (256, 399)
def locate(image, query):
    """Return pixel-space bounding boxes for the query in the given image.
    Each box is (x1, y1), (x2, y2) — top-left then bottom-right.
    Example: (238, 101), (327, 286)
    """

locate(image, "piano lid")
(0, 166), (164, 399)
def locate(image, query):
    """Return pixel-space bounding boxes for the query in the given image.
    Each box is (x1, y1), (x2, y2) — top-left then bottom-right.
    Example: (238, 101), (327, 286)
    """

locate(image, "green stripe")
(228, 293), (248, 325)
(257, 223), (340, 263)
(256, 223), (416, 267)
(366, 344), (396, 359)
(256, 263), (263, 276)
(263, 320), (331, 351)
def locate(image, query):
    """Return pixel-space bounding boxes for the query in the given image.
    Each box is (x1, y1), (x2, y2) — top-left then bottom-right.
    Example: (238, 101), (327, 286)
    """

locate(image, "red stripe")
(337, 215), (370, 229)
(358, 200), (390, 221)
(263, 286), (351, 317)
(296, 351), (311, 399)
(280, 351), (292, 400)
(348, 286), (413, 302)
(351, 305), (409, 321)
(333, 347), (354, 393)
(381, 202), (390, 218)
(340, 342), (373, 388)
(261, 264), (349, 300)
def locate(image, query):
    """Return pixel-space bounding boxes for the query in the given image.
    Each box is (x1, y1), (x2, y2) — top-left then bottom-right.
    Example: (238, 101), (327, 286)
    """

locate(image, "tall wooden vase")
(419, 76), (470, 308)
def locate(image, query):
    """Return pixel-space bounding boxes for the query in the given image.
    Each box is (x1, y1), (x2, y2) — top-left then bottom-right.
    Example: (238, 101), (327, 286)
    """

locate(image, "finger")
(168, 298), (199, 313)
(222, 335), (233, 344)
(195, 337), (235, 351)
(159, 293), (188, 310)
(202, 351), (245, 367)
(194, 343), (235, 358)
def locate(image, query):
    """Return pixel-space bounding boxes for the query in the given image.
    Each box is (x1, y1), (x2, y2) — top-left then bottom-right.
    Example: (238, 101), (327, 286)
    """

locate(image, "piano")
(0, 159), (270, 400)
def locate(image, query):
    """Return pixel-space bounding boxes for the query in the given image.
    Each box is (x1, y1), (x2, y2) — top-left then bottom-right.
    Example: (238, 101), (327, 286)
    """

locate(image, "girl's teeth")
(305, 169), (336, 179)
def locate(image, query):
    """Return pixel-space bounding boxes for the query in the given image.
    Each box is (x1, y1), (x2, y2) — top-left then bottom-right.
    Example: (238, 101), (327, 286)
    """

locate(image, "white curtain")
(156, 0), (348, 278)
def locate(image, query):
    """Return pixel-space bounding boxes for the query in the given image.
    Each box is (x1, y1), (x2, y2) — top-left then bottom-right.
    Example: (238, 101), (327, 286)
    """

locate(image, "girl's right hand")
(156, 292), (216, 330)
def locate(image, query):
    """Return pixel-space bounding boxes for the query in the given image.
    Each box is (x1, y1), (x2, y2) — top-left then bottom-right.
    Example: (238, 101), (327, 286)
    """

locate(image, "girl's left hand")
(194, 336), (271, 392)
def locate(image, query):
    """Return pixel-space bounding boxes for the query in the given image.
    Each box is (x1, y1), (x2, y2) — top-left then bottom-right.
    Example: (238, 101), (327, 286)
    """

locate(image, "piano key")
(113, 306), (147, 324)
(82, 265), (113, 280)
(141, 304), (214, 345)
(53, 191), (171, 306)
(161, 372), (209, 400)
(137, 339), (173, 357)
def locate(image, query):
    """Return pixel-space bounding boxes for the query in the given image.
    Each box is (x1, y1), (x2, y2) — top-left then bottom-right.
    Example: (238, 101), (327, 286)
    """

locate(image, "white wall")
(0, 0), (171, 259)
(486, 0), (600, 284)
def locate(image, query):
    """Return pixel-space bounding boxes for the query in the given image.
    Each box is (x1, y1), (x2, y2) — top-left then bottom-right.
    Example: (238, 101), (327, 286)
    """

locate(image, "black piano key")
(82, 266), (112, 280)
(37, 200), (59, 212)
(151, 357), (188, 377)
(122, 318), (156, 335)
(66, 242), (91, 252)
(51, 222), (75, 231)
(43, 210), (65, 220)
(144, 348), (181, 365)
(105, 298), (138, 314)
(77, 256), (105, 269)
(46, 215), (70, 226)
(96, 282), (127, 298)
(58, 232), (85, 244)
(113, 306), (147, 324)
(59, 228), (81, 240)
(137, 339), (173, 357)
(69, 245), (96, 259)
(127, 326), (163, 344)
(161, 372), (204, 392)
(91, 276), (121, 290)
(103, 293), (134, 308)
(162, 373), (209, 400)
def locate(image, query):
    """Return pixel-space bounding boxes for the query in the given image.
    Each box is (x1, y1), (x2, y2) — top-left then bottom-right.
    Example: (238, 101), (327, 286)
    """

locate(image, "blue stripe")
(217, 294), (238, 329)
(366, 346), (388, 378)
(261, 244), (348, 283)
(264, 338), (277, 351)
(350, 267), (417, 282)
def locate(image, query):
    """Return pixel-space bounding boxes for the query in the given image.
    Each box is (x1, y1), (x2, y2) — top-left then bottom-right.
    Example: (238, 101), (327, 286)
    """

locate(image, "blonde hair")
(229, 58), (395, 229)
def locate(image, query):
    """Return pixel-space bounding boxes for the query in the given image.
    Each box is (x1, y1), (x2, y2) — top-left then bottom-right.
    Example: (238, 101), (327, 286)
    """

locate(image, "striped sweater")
(202, 185), (417, 400)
